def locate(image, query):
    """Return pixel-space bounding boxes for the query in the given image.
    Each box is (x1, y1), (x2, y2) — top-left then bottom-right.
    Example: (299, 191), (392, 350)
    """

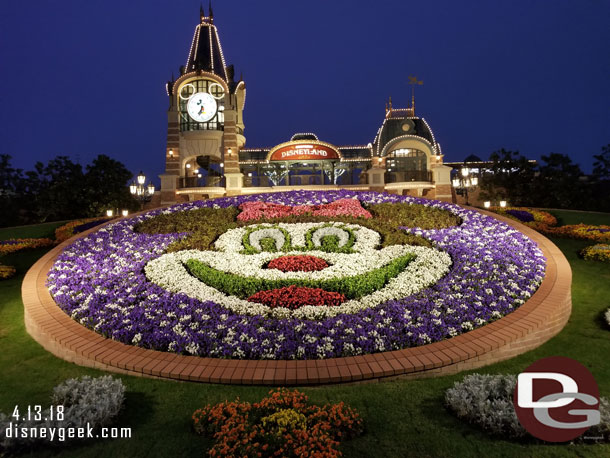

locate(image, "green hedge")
(185, 253), (416, 300)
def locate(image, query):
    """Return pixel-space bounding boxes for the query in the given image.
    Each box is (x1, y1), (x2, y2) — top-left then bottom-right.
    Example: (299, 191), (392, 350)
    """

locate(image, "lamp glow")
(137, 171), (146, 185)
(484, 201), (491, 208)
(121, 210), (128, 217)
(106, 209), (113, 217)
(500, 200), (507, 208)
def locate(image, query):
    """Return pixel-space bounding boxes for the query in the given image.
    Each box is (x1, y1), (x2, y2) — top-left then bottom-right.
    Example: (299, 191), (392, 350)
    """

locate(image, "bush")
(445, 373), (526, 438)
(0, 375), (125, 452)
(51, 375), (125, 428)
(367, 202), (461, 229)
(445, 373), (610, 442)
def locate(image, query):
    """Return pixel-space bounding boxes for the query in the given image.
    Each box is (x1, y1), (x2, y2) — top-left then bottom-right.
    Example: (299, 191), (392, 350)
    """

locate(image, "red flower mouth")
(266, 255), (329, 272)
(247, 285), (346, 309)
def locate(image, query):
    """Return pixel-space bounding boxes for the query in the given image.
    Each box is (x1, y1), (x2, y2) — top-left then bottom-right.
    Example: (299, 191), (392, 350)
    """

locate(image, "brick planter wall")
(22, 209), (572, 385)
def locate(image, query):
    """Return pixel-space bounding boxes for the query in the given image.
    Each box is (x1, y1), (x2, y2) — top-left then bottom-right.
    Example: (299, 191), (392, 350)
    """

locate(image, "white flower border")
(144, 244), (451, 320)
(149, 245), (412, 282)
(215, 222), (380, 253)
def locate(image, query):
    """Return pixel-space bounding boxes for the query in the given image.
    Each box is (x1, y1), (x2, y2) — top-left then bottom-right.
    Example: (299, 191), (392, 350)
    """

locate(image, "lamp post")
(452, 167), (478, 206)
(130, 171), (155, 203)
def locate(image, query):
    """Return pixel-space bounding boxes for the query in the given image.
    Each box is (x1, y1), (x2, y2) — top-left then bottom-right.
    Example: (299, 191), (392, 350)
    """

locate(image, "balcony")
(385, 170), (432, 183)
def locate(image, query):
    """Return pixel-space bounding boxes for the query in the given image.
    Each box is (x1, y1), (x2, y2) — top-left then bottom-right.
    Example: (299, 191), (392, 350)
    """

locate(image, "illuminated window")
(385, 149), (430, 182)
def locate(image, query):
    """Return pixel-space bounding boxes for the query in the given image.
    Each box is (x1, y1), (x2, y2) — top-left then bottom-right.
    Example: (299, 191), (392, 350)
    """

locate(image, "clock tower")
(160, 4), (246, 204)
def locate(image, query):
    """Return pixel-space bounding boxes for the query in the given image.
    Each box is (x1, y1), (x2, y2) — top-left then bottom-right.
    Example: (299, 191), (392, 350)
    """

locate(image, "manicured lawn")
(0, 221), (609, 457)
(0, 221), (67, 241)
(547, 209), (610, 226)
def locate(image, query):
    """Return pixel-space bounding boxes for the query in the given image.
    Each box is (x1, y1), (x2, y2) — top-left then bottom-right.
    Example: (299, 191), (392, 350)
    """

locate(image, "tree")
(532, 153), (587, 209)
(479, 149), (537, 206)
(21, 156), (87, 222)
(0, 155), (25, 227)
(83, 155), (139, 216)
(592, 144), (610, 180)
(591, 144), (610, 212)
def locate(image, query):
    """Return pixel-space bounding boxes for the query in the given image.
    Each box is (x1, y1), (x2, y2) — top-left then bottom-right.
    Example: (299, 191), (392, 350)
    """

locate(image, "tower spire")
(208, 0), (214, 22)
(200, 4), (205, 23)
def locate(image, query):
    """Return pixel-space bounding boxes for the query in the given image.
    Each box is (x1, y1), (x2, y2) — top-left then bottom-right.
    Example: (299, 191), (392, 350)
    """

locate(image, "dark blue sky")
(1, 0), (608, 185)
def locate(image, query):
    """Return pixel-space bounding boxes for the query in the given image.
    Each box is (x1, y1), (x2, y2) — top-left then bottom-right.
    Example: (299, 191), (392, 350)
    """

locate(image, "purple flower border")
(47, 191), (546, 360)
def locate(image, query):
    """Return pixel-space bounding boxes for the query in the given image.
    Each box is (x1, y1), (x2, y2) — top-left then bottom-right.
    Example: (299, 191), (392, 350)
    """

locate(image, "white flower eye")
(310, 226), (351, 249)
(248, 228), (287, 252)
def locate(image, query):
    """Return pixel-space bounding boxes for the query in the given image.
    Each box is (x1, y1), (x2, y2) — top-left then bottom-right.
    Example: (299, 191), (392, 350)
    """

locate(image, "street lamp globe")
(137, 171), (146, 185)
(147, 183), (155, 195)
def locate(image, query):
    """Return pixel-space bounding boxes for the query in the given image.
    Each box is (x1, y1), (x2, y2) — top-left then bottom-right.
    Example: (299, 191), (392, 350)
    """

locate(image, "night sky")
(1, 0), (609, 186)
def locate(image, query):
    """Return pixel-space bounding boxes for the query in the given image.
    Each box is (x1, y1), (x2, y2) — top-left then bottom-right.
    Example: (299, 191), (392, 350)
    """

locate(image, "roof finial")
(208, 0), (214, 22)
(200, 4), (206, 23)
(388, 96), (393, 111)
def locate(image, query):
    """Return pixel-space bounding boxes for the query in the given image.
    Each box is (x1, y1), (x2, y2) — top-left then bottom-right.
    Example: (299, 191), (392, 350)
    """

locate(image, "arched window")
(385, 149), (430, 182)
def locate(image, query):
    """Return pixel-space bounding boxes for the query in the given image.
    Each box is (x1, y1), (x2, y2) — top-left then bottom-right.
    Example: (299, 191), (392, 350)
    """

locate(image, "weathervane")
(407, 76), (423, 115)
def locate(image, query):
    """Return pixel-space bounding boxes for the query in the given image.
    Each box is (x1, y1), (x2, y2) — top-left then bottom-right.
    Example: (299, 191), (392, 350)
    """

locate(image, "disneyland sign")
(269, 142), (341, 161)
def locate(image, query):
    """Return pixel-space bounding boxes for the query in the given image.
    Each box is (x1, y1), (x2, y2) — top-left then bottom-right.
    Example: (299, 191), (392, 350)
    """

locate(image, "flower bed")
(237, 198), (372, 221)
(267, 255), (329, 272)
(0, 238), (54, 255)
(192, 388), (363, 457)
(0, 264), (16, 280)
(489, 207), (610, 244)
(540, 224), (610, 243)
(47, 190), (546, 359)
(248, 286), (347, 309)
(580, 244), (610, 263)
(55, 218), (112, 243)
(490, 207), (557, 228)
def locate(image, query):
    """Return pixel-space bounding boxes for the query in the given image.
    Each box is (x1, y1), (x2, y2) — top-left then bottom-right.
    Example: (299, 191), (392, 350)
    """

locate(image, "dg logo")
(514, 356), (600, 442)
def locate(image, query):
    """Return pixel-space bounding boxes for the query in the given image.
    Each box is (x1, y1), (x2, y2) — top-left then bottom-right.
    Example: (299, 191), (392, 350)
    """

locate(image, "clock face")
(187, 92), (217, 122)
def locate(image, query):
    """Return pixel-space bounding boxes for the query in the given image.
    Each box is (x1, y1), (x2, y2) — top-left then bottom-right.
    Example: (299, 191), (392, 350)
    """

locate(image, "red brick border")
(22, 209), (572, 385)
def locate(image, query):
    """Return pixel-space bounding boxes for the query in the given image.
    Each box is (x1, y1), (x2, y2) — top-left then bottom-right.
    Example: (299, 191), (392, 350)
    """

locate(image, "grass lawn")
(546, 209), (610, 227)
(0, 217), (609, 457)
(0, 221), (68, 241)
